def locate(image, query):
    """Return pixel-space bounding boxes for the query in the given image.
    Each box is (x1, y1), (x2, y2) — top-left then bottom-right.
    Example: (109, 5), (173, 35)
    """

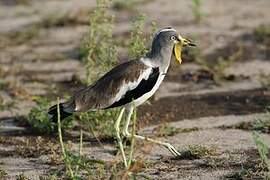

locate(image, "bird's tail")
(48, 102), (74, 123)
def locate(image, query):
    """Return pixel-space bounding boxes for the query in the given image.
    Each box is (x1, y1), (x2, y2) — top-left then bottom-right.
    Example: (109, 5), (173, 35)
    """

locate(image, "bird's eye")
(170, 36), (176, 41)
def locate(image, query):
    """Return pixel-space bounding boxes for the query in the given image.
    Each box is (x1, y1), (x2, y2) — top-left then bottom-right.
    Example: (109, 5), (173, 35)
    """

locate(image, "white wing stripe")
(112, 68), (152, 104)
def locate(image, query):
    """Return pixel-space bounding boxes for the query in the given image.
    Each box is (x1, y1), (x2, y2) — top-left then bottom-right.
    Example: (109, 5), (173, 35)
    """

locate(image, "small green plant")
(81, 0), (117, 84)
(16, 173), (29, 180)
(27, 96), (73, 134)
(1, 0), (31, 5)
(155, 123), (199, 137)
(57, 98), (74, 178)
(254, 25), (270, 42)
(0, 168), (7, 179)
(191, 0), (205, 23)
(252, 132), (270, 178)
(77, 109), (120, 139)
(128, 15), (157, 60)
(225, 168), (252, 179)
(39, 10), (89, 28)
(252, 106), (270, 133)
(197, 45), (243, 84)
(113, 0), (134, 10)
(27, 96), (55, 134)
(56, 98), (105, 179)
(179, 145), (218, 159)
(252, 119), (270, 133)
(260, 75), (270, 90)
(128, 14), (148, 59)
(155, 123), (179, 137)
(8, 25), (40, 45)
(0, 95), (15, 111)
(112, 0), (152, 11)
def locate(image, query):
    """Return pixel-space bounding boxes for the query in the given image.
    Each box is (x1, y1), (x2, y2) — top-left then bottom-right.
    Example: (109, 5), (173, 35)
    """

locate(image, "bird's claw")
(164, 143), (181, 157)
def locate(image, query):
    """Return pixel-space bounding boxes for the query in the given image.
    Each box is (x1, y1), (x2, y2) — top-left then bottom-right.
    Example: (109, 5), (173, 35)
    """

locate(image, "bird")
(48, 27), (195, 167)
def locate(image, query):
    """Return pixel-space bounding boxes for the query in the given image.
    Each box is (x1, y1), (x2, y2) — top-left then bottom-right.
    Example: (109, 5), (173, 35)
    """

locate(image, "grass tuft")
(57, 97), (75, 178)
(179, 145), (218, 160)
(56, 97), (105, 178)
(77, 109), (120, 139)
(113, 0), (135, 11)
(196, 44), (243, 84)
(225, 168), (253, 179)
(128, 14), (157, 59)
(16, 173), (29, 180)
(250, 106), (270, 133)
(26, 96), (73, 134)
(254, 25), (270, 43)
(252, 132), (270, 178)
(8, 25), (40, 45)
(0, 95), (15, 111)
(0, 168), (7, 179)
(155, 123), (199, 137)
(81, 0), (117, 85)
(27, 96), (55, 134)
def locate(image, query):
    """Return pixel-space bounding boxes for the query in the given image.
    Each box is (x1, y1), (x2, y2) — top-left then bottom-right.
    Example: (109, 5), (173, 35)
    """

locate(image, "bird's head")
(151, 27), (196, 64)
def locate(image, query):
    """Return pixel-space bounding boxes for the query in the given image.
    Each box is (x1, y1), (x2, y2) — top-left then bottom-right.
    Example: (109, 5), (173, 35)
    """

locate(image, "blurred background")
(0, 0), (270, 179)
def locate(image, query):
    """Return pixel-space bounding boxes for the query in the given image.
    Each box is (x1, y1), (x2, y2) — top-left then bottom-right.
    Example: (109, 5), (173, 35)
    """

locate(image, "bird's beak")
(174, 35), (196, 64)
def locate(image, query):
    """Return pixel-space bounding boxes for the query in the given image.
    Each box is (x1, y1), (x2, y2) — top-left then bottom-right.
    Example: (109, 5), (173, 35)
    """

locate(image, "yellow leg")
(114, 107), (127, 167)
(122, 107), (181, 157)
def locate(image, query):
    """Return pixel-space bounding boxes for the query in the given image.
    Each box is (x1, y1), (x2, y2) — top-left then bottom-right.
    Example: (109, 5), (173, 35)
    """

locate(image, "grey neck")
(145, 44), (174, 73)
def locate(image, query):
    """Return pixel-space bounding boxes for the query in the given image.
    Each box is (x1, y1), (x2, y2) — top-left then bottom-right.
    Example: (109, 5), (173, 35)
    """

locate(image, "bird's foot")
(163, 143), (181, 157)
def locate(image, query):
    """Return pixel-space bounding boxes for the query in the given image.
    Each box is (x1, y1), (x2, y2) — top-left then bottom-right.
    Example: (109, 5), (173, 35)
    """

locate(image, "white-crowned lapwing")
(48, 27), (195, 167)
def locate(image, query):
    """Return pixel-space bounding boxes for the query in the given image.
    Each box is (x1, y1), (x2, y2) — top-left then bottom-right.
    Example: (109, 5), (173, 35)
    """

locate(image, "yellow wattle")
(174, 43), (182, 64)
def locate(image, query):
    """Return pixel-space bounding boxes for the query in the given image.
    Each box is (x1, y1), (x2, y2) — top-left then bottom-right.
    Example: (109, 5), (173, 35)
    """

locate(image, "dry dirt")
(0, 0), (270, 179)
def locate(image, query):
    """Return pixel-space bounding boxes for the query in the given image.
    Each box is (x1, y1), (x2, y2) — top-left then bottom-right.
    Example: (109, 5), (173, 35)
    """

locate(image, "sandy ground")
(0, 0), (270, 179)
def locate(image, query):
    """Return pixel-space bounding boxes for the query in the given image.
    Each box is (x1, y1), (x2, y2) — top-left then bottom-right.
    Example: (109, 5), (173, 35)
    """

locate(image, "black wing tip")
(47, 103), (73, 123)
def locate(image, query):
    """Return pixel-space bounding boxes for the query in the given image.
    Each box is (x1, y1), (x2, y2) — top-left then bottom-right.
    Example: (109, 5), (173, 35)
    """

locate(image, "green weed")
(0, 0), (31, 6)
(113, 0), (135, 11)
(26, 96), (73, 134)
(39, 10), (90, 28)
(56, 98), (105, 179)
(252, 119), (270, 134)
(155, 123), (199, 137)
(112, 0), (152, 11)
(252, 132), (270, 178)
(191, 0), (205, 23)
(253, 106), (270, 133)
(0, 95), (15, 111)
(155, 123), (178, 137)
(77, 109), (120, 139)
(57, 98), (74, 178)
(128, 14), (147, 59)
(196, 45), (243, 84)
(221, 108), (270, 133)
(0, 168), (7, 179)
(179, 145), (218, 159)
(128, 14), (157, 59)
(8, 25), (40, 45)
(225, 168), (253, 179)
(254, 25), (270, 43)
(16, 173), (29, 180)
(27, 96), (55, 134)
(0, 25), (39, 47)
(81, 0), (117, 84)
(260, 75), (270, 90)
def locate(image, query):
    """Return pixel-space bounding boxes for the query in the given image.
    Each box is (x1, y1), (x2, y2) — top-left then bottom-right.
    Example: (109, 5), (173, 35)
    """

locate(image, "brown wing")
(71, 60), (149, 112)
